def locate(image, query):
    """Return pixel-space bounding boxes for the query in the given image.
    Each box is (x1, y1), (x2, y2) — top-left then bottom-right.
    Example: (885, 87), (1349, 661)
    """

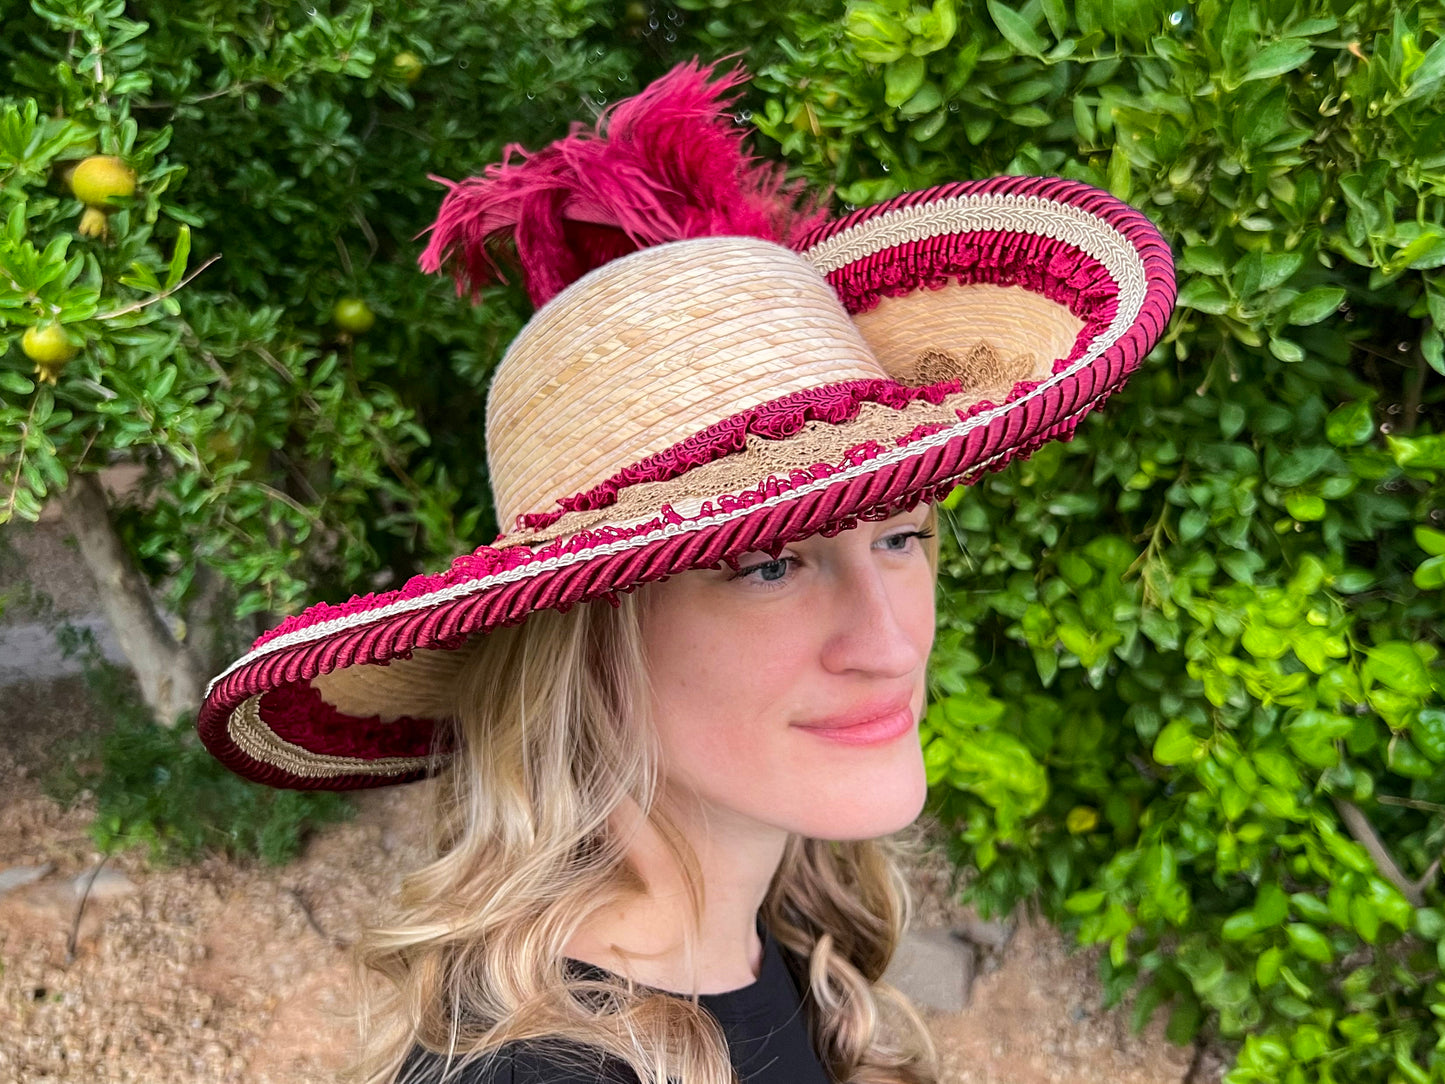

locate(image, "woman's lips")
(795, 704), (916, 746)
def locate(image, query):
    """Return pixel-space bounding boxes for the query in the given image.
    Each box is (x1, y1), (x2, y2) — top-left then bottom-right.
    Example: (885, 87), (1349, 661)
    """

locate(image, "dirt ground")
(0, 519), (1208, 1083)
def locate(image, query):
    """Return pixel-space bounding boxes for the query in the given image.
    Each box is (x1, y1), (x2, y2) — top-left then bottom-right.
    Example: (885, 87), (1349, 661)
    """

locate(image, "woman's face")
(639, 504), (937, 842)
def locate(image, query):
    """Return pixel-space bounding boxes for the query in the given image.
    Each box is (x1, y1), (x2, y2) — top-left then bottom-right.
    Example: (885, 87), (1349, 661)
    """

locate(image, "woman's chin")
(788, 754), (928, 841)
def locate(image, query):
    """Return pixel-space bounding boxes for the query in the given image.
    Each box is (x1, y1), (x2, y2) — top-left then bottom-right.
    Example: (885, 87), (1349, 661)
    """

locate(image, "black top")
(401, 926), (832, 1083)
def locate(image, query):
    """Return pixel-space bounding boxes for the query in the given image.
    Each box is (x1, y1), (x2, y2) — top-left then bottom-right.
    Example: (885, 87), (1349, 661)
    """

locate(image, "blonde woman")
(197, 61), (1176, 1084)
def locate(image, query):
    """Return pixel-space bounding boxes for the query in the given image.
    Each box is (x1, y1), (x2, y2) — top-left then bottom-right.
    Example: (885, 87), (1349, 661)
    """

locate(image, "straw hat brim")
(198, 175), (1176, 790)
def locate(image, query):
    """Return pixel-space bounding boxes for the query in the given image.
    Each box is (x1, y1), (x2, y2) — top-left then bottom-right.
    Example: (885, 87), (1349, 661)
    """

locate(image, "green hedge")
(3, 1), (1444, 1079)
(740, 2), (1445, 1080)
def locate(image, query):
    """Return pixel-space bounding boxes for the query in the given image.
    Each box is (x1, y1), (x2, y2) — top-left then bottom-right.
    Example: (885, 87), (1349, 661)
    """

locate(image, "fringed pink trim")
(262, 681), (439, 762)
(514, 376), (963, 532)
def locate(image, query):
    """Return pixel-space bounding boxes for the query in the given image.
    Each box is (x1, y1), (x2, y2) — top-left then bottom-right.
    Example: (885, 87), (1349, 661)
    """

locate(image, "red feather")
(417, 59), (827, 308)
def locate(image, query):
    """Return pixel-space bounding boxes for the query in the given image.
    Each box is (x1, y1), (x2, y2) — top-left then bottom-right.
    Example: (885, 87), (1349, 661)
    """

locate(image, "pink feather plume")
(417, 59), (828, 308)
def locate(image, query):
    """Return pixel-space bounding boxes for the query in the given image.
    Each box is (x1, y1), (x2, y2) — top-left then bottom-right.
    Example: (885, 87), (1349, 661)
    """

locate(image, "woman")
(197, 61), (1175, 1084)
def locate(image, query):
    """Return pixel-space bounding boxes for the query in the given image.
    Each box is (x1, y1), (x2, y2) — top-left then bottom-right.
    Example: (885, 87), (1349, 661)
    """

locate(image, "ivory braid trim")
(801, 192), (1141, 286)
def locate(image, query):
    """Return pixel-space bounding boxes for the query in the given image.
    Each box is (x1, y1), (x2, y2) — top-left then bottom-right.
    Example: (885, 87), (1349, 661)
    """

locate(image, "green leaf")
(1288, 287), (1345, 326)
(1266, 445), (1333, 487)
(1416, 526), (1445, 557)
(1040, 0), (1068, 38)
(1259, 252), (1304, 291)
(1414, 554), (1445, 590)
(1423, 327), (1444, 376)
(1222, 911), (1261, 940)
(1391, 230), (1445, 273)
(1242, 623), (1289, 658)
(1176, 277), (1228, 314)
(1284, 491), (1326, 521)
(1065, 888), (1107, 913)
(1240, 40), (1315, 83)
(1389, 433), (1445, 471)
(1387, 736), (1436, 779)
(1255, 946), (1283, 988)
(1105, 142), (1132, 201)
(986, 0), (1048, 56)
(1285, 923), (1333, 963)
(1178, 246), (1224, 277)
(1403, 38), (1445, 102)
(1364, 642), (1432, 697)
(1409, 709), (1445, 762)
(1072, 96), (1097, 143)
(1325, 400), (1374, 447)
(0, 371), (36, 395)
(1007, 105), (1053, 127)
(1253, 882), (1289, 928)
(884, 55), (927, 107)
(1219, 400), (1246, 439)
(1269, 337), (1305, 363)
(1154, 719), (1202, 765)
(900, 82), (944, 118)
(164, 224), (191, 291)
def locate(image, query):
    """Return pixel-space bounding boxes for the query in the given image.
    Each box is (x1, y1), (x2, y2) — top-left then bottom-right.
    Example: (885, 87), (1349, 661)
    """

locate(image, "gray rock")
(884, 926), (977, 1013)
(954, 914), (1016, 951)
(0, 618), (129, 682)
(70, 866), (137, 901)
(0, 862), (54, 897)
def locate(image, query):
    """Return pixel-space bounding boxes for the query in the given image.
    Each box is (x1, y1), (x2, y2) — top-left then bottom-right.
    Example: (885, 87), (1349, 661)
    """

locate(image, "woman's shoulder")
(400, 1038), (640, 1084)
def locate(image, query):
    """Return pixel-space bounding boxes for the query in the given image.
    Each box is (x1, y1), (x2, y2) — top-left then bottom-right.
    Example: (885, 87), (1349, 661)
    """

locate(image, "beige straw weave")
(486, 237), (887, 531)
(855, 283), (1080, 382)
(485, 238), (1082, 535)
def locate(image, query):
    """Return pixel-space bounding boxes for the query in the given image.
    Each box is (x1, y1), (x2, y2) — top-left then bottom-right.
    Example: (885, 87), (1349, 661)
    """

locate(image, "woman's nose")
(817, 560), (931, 678)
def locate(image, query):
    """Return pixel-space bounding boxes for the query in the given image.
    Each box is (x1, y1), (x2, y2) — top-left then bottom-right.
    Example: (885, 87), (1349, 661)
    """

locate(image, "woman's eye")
(880, 528), (934, 552)
(732, 555), (798, 586)
(755, 559), (791, 582)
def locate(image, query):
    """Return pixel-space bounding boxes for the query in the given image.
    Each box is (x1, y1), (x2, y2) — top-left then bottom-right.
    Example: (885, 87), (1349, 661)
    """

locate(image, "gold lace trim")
(228, 694), (433, 780)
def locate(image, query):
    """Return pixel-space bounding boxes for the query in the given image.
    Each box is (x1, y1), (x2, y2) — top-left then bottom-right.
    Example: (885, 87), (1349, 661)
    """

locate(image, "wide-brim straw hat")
(198, 65), (1176, 790)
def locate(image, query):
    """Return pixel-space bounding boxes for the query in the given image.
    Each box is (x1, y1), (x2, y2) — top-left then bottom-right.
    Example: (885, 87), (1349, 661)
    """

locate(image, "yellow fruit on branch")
(70, 155), (136, 209)
(391, 51), (424, 85)
(333, 297), (376, 334)
(1065, 805), (1100, 835)
(21, 323), (80, 384)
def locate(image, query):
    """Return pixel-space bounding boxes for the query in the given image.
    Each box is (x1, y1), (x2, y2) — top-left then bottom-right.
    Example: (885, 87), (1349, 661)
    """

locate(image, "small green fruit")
(333, 297), (376, 334)
(21, 323), (80, 383)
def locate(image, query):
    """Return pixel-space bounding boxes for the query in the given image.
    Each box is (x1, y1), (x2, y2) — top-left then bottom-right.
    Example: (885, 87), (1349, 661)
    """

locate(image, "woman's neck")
(565, 795), (789, 995)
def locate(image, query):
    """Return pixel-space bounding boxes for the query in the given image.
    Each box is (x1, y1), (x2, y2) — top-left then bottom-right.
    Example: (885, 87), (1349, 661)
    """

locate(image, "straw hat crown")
(486, 237), (885, 533)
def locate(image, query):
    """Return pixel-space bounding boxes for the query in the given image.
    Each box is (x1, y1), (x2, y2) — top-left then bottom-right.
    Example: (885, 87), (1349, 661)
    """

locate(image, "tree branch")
(1333, 797), (1426, 907)
(95, 255), (221, 322)
(55, 472), (206, 725)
